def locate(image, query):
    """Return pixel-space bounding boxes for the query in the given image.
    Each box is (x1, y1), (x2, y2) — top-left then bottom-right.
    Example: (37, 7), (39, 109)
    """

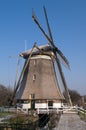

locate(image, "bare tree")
(0, 84), (13, 106)
(63, 89), (82, 106)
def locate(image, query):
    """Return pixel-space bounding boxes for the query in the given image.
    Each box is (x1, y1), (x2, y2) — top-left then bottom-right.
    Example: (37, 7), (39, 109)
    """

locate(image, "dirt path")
(56, 113), (86, 130)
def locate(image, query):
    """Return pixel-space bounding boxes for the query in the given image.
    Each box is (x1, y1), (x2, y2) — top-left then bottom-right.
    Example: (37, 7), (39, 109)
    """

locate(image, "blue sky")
(0, 0), (86, 95)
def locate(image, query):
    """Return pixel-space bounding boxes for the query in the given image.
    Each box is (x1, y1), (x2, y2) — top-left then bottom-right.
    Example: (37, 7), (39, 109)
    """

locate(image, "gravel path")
(56, 113), (86, 130)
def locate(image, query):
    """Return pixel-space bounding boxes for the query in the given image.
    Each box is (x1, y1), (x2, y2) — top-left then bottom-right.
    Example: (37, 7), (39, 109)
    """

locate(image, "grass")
(78, 111), (86, 121)
(0, 111), (14, 118)
(0, 111), (39, 130)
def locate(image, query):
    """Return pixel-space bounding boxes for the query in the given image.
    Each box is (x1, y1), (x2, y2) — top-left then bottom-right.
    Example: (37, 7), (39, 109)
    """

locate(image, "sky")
(0, 0), (86, 95)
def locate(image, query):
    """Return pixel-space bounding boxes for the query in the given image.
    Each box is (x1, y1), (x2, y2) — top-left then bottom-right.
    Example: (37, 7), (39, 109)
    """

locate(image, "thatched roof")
(16, 54), (64, 100)
(20, 44), (53, 59)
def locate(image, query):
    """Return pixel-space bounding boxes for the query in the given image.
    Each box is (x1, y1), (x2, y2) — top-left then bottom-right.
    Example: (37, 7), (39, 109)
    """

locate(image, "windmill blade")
(55, 55), (72, 106)
(43, 6), (69, 68)
(32, 10), (69, 68)
(43, 6), (58, 50)
(44, 7), (70, 67)
(14, 56), (21, 91)
(57, 50), (70, 69)
(11, 60), (27, 104)
(57, 54), (70, 69)
(32, 10), (53, 45)
(43, 6), (54, 43)
(32, 8), (55, 49)
(11, 43), (36, 104)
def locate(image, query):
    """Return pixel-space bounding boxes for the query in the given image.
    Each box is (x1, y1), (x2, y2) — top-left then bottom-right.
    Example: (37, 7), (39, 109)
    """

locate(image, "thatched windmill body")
(13, 7), (72, 112)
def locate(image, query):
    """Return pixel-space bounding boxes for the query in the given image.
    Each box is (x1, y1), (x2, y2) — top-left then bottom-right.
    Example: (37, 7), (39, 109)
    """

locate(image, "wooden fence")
(78, 107), (86, 121)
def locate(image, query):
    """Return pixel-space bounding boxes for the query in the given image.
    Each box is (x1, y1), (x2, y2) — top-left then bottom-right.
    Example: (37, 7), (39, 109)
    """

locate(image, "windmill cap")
(19, 44), (52, 58)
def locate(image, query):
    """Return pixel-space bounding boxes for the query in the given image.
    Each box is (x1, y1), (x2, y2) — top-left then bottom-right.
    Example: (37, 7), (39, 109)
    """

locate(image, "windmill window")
(34, 60), (36, 66)
(31, 93), (35, 99)
(33, 74), (36, 81)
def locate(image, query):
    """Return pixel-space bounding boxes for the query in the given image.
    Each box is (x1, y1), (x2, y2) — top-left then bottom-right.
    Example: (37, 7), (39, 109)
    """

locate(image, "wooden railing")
(77, 107), (86, 121)
(37, 107), (63, 114)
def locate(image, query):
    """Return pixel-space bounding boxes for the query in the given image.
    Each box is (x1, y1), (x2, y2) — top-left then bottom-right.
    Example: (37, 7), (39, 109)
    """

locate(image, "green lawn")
(0, 111), (14, 118)
(78, 111), (86, 121)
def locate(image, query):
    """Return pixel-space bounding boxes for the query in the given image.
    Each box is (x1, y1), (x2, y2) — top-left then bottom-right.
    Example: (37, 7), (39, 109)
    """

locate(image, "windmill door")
(30, 94), (35, 109)
(31, 100), (35, 109)
(48, 101), (53, 109)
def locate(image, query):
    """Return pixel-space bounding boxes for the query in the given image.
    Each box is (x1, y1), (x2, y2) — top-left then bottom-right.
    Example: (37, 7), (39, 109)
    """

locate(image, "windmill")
(11, 7), (72, 112)
(32, 7), (72, 106)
